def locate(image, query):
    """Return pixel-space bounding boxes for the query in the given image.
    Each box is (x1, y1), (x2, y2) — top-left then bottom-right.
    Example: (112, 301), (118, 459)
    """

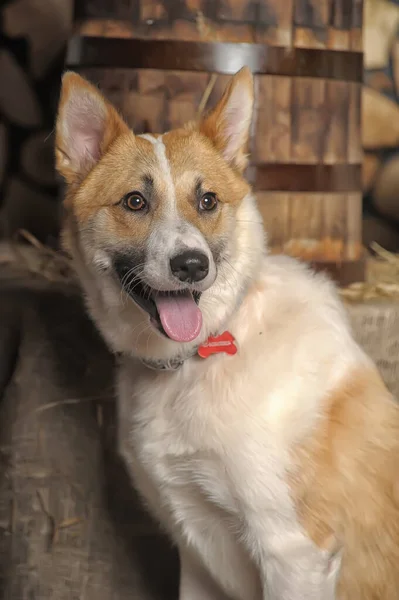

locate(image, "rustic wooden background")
(362, 0), (399, 250)
(71, 0), (363, 273)
(1, 0), (399, 255)
(0, 0), (73, 244)
(76, 0), (362, 47)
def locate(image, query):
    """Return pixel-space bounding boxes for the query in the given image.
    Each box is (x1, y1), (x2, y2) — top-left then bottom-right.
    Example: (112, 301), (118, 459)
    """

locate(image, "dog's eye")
(199, 192), (218, 212)
(123, 192), (147, 212)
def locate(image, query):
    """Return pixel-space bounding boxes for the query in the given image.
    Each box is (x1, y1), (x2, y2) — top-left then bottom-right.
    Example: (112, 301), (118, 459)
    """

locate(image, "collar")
(140, 331), (237, 372)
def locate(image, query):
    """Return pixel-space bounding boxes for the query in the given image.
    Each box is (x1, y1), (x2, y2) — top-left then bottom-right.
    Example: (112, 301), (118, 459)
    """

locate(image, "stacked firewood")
(363, 0), (399, 242)
(0, 0), (73, 243)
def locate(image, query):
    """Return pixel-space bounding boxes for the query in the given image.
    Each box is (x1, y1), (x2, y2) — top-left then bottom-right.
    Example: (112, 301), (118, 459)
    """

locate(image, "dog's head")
(55, 68), (265, 362)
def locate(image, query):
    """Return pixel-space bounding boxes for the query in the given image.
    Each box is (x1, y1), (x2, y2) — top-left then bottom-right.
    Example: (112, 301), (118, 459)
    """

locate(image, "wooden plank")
(345, 192), (363, 260)
(295, 0), (331, 27)
(82, 68), (138, 114)
(256, 192), (290, 251)
(213, 23), (255, 42)
(328, 0), (352, 50)
(77, 19), (134, 38)
(322, 193), (347, 260)
(290, 77), (326, 164)
(125, 92), (166, 133)
(254, 75), (292, 163)
(136, 71), (210, 132)
(79, 68), (169, 133)
(76, 0), (138, 21)
(214, 0), (255, 22)
(287, 192), (323, 254)
(350, 0), (363, 51)
(255, 0), (294, 46)
(165, 71), (208, 129)
(275, 192), (361, 263)
(140, 0), (167, 23)
(257, 190), (361, 265)
(351, 0), (363, 29)
(348, 83), (362, 163)
(327, 29), (351, 50)
(249, 164), (361, 193)
(294, 0), (331, 48)
(323, 80), (349, 164)
(350, 29), (362, 51)
(330, 0), (353, 29)
(137, 70), (166, 96)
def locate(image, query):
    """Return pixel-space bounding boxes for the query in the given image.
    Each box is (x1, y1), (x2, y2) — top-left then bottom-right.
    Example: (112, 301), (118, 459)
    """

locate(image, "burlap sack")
(348, 299), (399, 397)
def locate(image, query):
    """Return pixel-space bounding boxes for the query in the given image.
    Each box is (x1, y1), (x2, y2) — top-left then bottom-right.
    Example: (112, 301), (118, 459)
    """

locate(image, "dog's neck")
(86, 258), (257, 369)
(138, 330), (239, 371)
(140, 352), (194, 371)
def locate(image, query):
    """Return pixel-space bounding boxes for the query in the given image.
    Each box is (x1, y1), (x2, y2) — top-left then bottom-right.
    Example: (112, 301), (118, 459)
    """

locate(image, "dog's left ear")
(199, 66), (254, 172)
(55, 71), (129, 185)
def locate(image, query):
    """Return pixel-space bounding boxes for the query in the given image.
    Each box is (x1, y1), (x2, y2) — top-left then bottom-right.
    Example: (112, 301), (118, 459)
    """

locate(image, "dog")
(55, 67), (399, 599)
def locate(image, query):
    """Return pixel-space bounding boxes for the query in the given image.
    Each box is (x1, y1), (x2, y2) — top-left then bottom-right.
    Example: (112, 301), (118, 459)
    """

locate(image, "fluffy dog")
(55, 67), (399, 599)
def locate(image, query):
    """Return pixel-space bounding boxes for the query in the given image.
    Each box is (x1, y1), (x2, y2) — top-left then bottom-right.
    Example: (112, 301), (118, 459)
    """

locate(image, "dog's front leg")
(260, 535), (342, 600)
(179, 549), (232, 600)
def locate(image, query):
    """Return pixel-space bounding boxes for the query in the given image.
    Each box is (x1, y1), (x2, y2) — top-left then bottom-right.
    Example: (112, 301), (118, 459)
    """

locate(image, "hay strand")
(340, 244), (399, 302)
(196, 11), (218, 118)
(0, 229), (75, 283)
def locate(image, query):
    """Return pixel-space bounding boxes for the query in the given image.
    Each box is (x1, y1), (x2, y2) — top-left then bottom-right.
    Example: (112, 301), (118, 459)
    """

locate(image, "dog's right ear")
(55, 72), (129, 185)
(199, 66), (254, 172)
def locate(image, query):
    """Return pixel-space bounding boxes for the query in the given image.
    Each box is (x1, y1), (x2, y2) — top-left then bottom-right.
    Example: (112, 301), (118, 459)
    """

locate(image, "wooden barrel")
(66, 0), (364, 286)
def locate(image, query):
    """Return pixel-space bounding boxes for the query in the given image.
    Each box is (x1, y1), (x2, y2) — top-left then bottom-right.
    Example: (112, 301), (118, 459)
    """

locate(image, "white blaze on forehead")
(138, 134), (176, 212)
(136, 135), (216, 293)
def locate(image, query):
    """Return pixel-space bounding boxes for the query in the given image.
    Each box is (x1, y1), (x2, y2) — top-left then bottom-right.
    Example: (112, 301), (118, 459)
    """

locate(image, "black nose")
(170, 250), (209, 283)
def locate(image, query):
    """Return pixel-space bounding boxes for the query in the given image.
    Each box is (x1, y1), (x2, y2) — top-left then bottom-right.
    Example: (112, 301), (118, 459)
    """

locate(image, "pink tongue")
(153, 291), (202, 343)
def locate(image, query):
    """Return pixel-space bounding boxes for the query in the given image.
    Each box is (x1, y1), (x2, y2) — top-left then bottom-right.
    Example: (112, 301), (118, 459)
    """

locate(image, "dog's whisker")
(121, 263), (146, 289)
(126, 276), (146, 295)
(224, 258), (241, 277)
(234, 219), (263, 225)
(129, 319), (152, 342)
(136, 322), (153, 348)
(124, 269), (147, 294)
(121, 266), (140, 288)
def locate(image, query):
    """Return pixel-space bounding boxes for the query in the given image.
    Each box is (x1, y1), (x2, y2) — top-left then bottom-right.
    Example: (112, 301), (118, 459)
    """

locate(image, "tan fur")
(56, 72), (129, 186)
(57, 73), (250, 252)
(163, 129), (250, 237)
(197, 67), (254, 173)
(291, 367), (399, 599)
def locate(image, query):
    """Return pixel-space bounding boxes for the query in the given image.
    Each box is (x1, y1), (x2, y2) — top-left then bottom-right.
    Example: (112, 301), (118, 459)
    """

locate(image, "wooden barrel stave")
(74, 0), (363, 49)
(69, 0), (364, 284)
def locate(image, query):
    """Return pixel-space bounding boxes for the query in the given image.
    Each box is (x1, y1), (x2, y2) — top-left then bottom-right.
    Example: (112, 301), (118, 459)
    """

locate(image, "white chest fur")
(118, 356), (343, 597)
(118, 357), (264, 599)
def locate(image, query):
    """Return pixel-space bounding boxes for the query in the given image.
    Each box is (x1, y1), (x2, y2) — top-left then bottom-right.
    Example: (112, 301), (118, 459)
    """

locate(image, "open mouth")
(117, 275), (202, 343)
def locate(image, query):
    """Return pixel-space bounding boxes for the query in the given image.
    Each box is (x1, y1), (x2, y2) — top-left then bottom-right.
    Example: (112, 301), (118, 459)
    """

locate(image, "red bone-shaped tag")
(198, 331), (237, 359)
